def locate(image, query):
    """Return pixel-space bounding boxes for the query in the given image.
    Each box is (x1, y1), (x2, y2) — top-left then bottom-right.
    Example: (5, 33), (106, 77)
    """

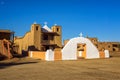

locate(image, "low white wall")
(104, 50), (110, 58)
(45, 49), (54, 61)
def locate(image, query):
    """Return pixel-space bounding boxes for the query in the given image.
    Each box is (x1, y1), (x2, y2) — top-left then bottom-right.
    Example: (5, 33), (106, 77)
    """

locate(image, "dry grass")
(0, 54), (120, 80)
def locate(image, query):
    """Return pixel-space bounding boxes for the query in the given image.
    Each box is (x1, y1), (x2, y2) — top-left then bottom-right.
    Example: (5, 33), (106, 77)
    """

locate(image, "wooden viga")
(1, 39), (13, 59)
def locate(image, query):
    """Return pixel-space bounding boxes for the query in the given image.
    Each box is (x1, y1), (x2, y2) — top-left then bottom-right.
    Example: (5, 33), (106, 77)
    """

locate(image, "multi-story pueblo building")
(13, 23), (62, 54)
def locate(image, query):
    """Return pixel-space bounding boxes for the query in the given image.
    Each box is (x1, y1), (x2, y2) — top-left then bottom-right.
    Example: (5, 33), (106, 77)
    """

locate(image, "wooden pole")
(7, 42), (10, 59)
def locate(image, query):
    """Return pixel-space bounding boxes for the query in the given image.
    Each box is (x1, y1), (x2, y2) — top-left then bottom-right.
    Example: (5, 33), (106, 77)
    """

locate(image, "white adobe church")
(61, 33), (109, 60)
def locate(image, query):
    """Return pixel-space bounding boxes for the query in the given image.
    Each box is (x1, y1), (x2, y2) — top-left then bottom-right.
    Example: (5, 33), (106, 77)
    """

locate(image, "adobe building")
(13, 23), (62, 55)
(0, 30), (14, 59)
(64, 36), (120, 52)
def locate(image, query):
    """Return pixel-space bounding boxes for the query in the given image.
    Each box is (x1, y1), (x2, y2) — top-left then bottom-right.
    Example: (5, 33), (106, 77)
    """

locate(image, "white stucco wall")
(45, 49), (54, 61)
(62, 37), (99, 60)
(104, 50), (109, 58)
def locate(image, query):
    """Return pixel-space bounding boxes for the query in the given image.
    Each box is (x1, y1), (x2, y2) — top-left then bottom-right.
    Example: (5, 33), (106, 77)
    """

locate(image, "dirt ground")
(0, 52), (120, 80)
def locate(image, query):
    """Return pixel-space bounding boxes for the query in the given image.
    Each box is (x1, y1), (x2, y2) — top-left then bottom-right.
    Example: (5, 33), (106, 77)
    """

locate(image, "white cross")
(54, 24), (57, 26)
(34, 21), (37, 24)
(44, 22), (47, 25)
(79, 32), (83, 37)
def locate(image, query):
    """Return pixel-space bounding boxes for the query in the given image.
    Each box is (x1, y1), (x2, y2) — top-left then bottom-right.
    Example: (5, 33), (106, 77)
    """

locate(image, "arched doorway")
(77, 43), (86, 59)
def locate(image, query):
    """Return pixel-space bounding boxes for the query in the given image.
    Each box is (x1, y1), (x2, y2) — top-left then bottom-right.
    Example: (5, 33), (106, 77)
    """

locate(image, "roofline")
(0, 29), (14, 34)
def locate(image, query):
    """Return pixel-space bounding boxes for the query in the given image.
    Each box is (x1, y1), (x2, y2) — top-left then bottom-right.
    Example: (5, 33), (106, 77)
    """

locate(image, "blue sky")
(0, 0), (120, 42)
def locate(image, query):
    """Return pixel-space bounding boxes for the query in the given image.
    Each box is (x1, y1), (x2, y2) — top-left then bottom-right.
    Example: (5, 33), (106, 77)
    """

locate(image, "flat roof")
(0, 30), (14, 33)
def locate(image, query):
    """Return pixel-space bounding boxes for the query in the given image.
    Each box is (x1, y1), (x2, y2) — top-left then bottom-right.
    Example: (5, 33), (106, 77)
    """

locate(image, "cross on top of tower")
(79, 32), (83, 37)
(34, 21), (37, 24)
(54, 24), (57, 26)
(44, 22), (48, 25)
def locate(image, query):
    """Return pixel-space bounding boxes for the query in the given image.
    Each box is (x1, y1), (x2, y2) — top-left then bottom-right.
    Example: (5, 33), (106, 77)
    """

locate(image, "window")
(113, 48), (115, 51)
(36, 26), (39, 31)
(108, 45), (110, 48)
(113, 44), (117, 47)
(57, 28), (59, 32)
(96, 44), (98, 48)
(43, 35), (48, 40)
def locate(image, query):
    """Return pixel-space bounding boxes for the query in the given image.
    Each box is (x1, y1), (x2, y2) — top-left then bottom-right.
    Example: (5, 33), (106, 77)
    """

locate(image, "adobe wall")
(28, 51), (45, 60)
(54, 48), (62, 60)
(14, 31), (32, 54)
(28, 48), (62, 60)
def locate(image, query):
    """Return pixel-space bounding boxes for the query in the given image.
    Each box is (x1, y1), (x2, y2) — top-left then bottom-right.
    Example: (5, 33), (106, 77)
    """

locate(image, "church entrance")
(77, 43), (86, 59)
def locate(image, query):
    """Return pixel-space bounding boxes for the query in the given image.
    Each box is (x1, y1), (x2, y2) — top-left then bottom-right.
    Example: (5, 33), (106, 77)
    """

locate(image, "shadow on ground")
(0, 59), (38, 69)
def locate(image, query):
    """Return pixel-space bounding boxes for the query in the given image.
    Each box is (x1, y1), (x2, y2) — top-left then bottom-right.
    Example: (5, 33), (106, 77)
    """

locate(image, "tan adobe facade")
(64, 37), (120, 52)
(13, 23), (62, 54)
(87, 37), (120, 52)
